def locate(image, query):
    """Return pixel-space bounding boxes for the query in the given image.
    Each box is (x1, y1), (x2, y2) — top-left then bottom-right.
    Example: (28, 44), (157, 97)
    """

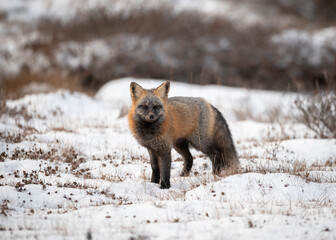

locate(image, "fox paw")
(180, 170), (190, 177)
(160, 182), (170, 189)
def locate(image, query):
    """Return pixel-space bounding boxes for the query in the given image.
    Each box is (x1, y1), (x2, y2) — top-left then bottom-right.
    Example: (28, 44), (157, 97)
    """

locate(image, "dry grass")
(236, 123), (336, 184)
(157, 190), (186, 201)
(0, 199), (10, 216)
(232, 98), (290, 123)
(239, 154), (336, 184)
(1, 70), (92, 100)
(0, 100), (32, 120)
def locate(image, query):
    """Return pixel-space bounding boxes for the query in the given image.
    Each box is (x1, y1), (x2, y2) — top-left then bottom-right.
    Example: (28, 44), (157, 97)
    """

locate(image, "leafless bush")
(32, 7), (294, 91)
(3, 3), (336, 96)
(294, 92), (336, 138)
(314, 0), (336, 21)
(32, 5), (336, 92)
(259, 0), (336, 22)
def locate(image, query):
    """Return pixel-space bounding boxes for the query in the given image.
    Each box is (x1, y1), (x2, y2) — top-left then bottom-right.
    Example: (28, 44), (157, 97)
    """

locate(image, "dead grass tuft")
(0, 100), (32, 121)
(0, 199), (10, 216)
(157, 189), (186, 201)
(240, 158), (336, 184)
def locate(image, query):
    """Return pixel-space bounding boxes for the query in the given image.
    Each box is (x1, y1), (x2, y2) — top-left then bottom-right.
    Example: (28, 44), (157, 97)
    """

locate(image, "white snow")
(1, 79), (335, 239)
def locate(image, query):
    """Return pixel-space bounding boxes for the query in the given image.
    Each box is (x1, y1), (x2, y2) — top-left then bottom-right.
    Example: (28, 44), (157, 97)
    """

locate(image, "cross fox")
(128, 81), (239, 189)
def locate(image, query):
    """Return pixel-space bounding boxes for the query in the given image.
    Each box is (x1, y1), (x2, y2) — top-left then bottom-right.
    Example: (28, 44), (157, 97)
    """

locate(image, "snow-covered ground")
(1, 79), (335, 239)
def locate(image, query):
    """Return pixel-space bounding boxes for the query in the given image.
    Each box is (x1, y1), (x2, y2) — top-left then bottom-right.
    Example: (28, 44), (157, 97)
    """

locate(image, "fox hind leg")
(210, 149), (224, 175)
(208, 145), (238, 175)
(204, 145), (226, 175)
(174, 139), (193, 177)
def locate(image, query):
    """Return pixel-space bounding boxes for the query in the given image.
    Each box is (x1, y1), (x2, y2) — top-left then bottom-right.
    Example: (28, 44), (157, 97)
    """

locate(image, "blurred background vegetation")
(0, 0), (335, 99)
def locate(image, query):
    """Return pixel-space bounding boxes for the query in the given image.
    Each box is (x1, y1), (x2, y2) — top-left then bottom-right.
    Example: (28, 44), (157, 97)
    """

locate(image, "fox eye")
(139, 105), (148, 110)
(153, 105), (162, 110)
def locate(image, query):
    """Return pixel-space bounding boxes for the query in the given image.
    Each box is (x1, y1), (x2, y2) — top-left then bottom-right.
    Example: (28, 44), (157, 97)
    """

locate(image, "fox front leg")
(148, 149), (160, 184)
(158, 152), (171, 189)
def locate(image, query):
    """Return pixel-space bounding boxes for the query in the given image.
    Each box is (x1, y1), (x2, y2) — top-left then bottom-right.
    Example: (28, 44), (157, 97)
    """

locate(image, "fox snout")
(135, 100), (164, 124)
(145, 112), (157, 122)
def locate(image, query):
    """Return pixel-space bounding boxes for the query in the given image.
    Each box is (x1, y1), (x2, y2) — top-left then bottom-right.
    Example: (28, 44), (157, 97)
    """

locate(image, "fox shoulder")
(166, 97), (216, 139)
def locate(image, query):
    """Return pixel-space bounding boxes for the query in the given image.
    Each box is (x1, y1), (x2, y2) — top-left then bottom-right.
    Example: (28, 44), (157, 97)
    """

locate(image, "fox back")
(128, 81), (239, 189)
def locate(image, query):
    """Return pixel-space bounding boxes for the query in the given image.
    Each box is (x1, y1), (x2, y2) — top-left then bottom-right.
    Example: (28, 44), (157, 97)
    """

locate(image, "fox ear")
(130, 82), (145, 101)
(155, 81), (170, 99)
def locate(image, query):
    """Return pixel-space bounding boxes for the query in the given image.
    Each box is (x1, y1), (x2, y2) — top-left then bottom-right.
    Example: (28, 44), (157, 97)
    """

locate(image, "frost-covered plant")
(294, 92), (336, 138)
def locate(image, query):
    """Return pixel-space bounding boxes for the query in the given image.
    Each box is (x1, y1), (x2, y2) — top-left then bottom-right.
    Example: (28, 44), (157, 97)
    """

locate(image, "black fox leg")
(211, 153), (221, 175)
(207, 147), (224, 175)
(148, 149), (160, 184)
(158, 152), (171, 189)
(174, 139), (193, 176)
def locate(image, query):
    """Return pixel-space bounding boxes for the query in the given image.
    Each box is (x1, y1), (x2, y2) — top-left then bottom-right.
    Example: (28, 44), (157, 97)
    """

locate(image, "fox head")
(130, 81), (170, 124)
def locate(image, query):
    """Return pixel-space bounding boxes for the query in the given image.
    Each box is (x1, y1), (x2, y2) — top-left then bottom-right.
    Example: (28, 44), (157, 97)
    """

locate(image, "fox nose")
(149, 114), (155, 120)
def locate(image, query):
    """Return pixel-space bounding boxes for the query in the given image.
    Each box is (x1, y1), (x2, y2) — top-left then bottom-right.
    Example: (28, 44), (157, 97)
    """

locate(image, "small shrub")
(0, 199), (10, 216)
(294, 92), (336, 138)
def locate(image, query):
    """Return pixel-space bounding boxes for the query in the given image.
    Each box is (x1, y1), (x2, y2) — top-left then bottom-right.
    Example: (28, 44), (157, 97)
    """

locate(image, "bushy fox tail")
(210, 106), (239, 174)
